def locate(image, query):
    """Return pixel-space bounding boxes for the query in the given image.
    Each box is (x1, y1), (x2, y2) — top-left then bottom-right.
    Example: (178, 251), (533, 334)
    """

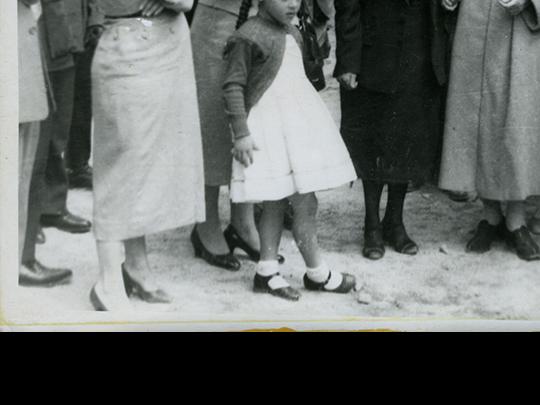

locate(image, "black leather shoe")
(466, 220), (505, 253)
(530, 218), (540, 236)
(304, 272), (356, 294)
(68, 165), (93, 190)
(41, 210), (91, 234)
(363, 226), (385, 260)
(504, 226), (540, 261)
(253, 273), (301, 301)
(382, 221), (419, 256)
(122, 264), (172, 303)
(224, 225), (285, 265)
(19, 261), (73, 287)
(191, 227), (241, 272)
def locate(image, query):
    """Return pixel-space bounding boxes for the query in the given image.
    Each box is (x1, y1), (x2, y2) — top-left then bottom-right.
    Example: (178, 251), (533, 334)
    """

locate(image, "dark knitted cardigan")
(223, 15), (304, 139)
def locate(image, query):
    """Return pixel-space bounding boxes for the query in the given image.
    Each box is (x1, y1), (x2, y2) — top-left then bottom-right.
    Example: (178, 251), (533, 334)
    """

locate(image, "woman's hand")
(161, 0), (195, 13)
(441, 0), (461, 11)
(140, 0), (166, 17)
(338, 73), (358, 91)
(233, 136), (259, 168)
(498, 0), (530, 16)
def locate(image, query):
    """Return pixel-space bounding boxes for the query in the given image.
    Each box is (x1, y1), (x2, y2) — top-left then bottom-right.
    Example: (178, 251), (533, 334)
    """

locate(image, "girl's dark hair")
(236, 0), (253, 29)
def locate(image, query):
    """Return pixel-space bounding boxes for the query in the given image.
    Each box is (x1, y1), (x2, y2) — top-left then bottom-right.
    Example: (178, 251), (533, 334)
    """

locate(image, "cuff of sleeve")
(229, 114), (251, 140)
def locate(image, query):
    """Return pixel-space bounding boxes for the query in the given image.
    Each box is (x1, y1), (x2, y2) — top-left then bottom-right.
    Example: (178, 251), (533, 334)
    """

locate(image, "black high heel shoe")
(224, 225), (285, 264)
(122, 264), (172, 304)
(191, 227), (241, 272)
(382, 221), (419, 256)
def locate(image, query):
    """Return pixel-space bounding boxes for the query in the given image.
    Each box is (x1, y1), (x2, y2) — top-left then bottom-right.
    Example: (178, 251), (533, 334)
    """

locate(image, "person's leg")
(66, 44), (95, 188)
(289, 193), (322, 268)
(382, 182), (418, 255)
(504, 200), (540, 261)
(467, 199), (504, 253)
(362, 180), (385, 260)
(93, 239), (132, 311)
(195, 185), (229, 254)
(363, 180), (385, 231)
(40, 67), (91, 232)
(253, 199), (300, 301)
(41, 67), (75, 215)
(123, 236), (172, 303)
(289, 193), (356, 293)
(230, 203), (260, 250)
(18, 122), (39, 264)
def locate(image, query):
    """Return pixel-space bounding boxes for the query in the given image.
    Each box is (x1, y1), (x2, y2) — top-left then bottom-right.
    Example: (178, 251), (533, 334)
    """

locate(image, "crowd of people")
(18, 0), (540, 312)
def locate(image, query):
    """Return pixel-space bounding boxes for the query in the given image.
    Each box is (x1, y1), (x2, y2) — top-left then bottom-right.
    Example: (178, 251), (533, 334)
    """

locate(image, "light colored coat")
(18, 0), (48, 124)
(439, 0), (540, 201)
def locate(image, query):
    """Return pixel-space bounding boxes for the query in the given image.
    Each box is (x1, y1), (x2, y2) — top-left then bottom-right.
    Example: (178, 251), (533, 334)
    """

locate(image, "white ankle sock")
(307, 263), (343, 291)
(257, 261), (280, 277)
(306, 262), (331, 283)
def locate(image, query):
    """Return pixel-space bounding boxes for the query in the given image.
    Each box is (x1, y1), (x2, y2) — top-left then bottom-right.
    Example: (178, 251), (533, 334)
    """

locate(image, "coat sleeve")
(523, 0), (540, 32)
(334, 0), (362, 77)
(87, 0), (105, 27)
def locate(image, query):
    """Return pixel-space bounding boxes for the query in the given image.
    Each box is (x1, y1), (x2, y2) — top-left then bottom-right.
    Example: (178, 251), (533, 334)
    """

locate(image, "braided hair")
(236, 0), (253, 29)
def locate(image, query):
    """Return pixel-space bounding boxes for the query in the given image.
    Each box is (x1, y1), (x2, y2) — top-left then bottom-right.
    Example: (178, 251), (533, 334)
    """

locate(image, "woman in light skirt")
(91, 0), (205, 311)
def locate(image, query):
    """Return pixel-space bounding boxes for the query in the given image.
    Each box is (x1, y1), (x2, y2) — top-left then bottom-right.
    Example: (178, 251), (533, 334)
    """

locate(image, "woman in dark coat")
(335, 0), (452, 260)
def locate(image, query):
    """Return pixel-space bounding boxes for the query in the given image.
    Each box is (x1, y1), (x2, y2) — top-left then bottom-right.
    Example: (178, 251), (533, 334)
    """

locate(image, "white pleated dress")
(230, 35), (357, 203)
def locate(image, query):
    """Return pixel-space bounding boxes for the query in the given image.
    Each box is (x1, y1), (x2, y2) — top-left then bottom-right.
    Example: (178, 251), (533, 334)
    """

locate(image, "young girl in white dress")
(223, 0), (358, 301)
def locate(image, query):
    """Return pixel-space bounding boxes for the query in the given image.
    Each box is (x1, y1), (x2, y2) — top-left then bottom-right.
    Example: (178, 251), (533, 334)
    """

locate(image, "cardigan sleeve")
(334, 0), (363, 77)
(523, 0), (540, 32)
(223, 37), (258, 140)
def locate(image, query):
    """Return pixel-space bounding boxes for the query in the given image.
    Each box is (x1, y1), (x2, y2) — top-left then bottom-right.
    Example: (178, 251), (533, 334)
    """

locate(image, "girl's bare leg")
(289, 193), (322, 268)
(259, 200), (287, 262)
(482, 199), (504, 226)
(124, 236), (158, 290)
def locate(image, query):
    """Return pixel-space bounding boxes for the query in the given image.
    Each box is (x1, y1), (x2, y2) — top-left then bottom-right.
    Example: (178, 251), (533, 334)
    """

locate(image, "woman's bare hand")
(338, 73), (359, 91)
(441, 0), (461, 11)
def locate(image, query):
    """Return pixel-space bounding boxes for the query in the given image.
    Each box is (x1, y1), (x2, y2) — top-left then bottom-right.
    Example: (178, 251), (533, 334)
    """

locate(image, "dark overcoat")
(335, 0), (454, 184)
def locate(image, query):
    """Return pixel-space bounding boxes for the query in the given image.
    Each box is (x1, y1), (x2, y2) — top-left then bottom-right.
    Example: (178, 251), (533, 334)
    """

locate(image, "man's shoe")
(19, 261), (73, 287)
(68, 165), (93, 190)
(41, 210), (91, 234)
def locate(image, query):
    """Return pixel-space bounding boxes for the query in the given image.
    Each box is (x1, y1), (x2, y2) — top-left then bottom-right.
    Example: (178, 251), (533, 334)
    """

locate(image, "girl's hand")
(338, 73), (358, 91)
(233, 136), (259, 168)
(498, 0), (530, 16)
(441, 0), (460, 11)
(140, 0), (165, 17)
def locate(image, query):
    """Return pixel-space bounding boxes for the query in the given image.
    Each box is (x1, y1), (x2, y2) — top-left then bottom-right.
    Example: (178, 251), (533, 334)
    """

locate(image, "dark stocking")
(363, 180), (385, 231)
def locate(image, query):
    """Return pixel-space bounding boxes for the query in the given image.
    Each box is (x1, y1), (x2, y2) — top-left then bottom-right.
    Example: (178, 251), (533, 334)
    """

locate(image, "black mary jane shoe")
(504, 226), (540, 262)
(363, 226), (385, 261)
(253, 273), (301, 301)
(466, 220), (504, 253)
(304, 272), (356, 294)
(191, 228), (241, 272)
(122, 264), (172, 304)
(224, 225), (285, 265)
(382, 221), (419, 256)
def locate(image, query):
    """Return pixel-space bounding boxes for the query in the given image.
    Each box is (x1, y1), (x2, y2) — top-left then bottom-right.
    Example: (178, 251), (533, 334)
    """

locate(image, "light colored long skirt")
(92, 13), (205, 241)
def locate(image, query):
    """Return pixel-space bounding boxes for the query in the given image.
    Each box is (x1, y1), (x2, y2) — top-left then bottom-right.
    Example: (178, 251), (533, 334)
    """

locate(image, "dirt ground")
(13, 29), (540, 324)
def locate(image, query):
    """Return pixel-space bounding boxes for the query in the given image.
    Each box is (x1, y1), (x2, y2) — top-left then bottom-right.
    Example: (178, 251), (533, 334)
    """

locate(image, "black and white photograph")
(1, 0), (539, 331)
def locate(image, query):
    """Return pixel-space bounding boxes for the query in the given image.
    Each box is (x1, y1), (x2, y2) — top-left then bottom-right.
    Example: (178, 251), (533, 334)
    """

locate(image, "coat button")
(28, 26), (37, 36)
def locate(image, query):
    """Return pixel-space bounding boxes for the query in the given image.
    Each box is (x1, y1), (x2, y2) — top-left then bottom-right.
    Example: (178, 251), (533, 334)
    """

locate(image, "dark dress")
(335, 0), (451, 184)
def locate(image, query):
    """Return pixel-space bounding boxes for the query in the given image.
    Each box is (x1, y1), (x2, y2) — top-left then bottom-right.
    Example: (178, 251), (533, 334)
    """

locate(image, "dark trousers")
(66, 44), (95, 171)
(22, 67), (75, 264)
(41, 67), (76, 215)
